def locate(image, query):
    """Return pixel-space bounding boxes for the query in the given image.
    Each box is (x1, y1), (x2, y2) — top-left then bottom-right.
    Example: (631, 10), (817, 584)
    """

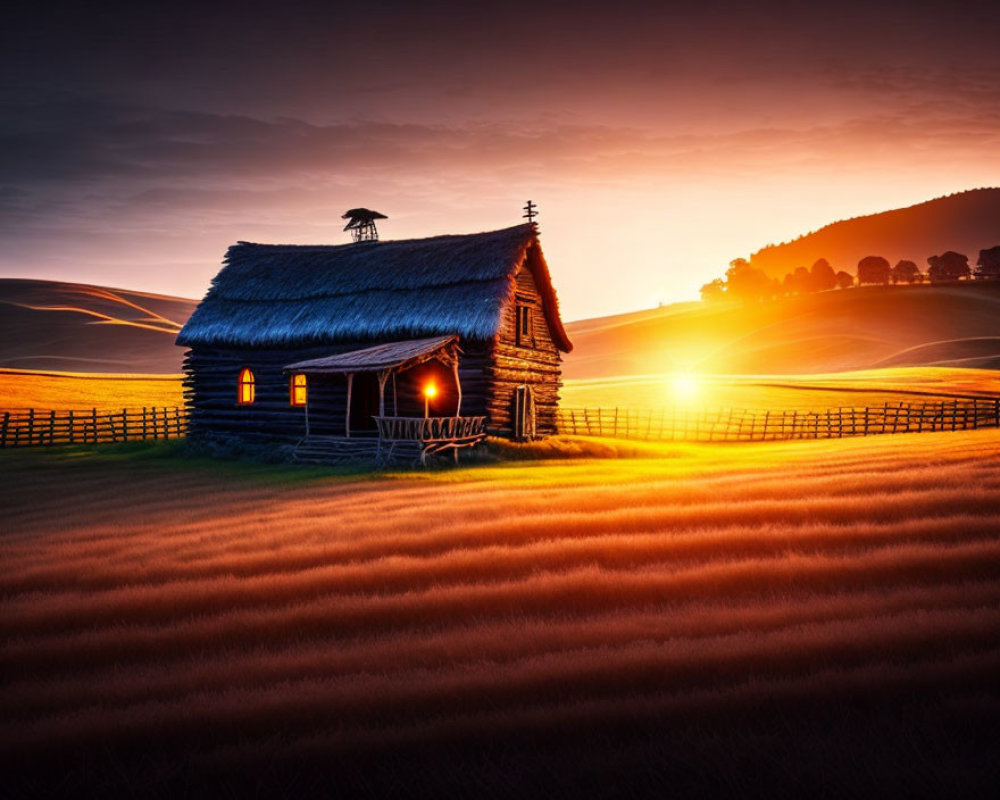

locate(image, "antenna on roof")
(522, 200), (537, 227)
(342, 208), (387, 242)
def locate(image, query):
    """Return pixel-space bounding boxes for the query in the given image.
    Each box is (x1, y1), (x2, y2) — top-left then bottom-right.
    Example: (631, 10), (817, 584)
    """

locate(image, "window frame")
(515, 304), (533, 347)
(237, 367), (256, 405)
(289, 373), (307, 406)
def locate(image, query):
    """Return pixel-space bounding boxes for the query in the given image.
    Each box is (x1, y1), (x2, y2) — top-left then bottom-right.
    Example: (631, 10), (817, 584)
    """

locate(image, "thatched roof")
(284, 335), (458, 374)
(176, 224), (572, 351)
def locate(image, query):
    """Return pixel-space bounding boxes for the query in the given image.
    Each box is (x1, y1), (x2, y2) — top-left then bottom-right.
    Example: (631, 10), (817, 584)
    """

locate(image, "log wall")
(183, 342), (508, 445)
(484, 264), (564, 437)
(183, 344), (348, 445)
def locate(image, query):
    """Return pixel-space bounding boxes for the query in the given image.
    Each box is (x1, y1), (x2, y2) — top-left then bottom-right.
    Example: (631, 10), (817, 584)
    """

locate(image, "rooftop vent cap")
(342, 208), (387, 242)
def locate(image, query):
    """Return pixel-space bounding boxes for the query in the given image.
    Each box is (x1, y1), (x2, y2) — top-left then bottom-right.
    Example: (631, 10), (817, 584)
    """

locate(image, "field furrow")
(2, 429), (1000, 796)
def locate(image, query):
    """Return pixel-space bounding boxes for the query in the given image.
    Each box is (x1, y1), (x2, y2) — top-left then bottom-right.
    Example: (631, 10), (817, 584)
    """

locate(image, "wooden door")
(513, 385), (535, 441)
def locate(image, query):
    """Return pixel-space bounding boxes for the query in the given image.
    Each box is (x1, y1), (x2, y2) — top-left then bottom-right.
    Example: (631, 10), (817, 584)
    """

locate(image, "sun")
(670, 372), (700, 401)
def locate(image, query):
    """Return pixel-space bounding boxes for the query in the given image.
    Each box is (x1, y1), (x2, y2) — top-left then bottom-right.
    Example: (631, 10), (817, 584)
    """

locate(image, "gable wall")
(484, 263), (563, 437)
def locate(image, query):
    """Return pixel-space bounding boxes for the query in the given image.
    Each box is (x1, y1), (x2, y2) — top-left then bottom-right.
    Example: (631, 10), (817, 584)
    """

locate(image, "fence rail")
(556, 398), (1000, 443)
(4, 397), (998, 450)
(1, 407), (187, 448)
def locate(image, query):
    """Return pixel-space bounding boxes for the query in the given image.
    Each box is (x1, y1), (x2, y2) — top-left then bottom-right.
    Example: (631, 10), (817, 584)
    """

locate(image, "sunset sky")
(3, 0), (999, 320)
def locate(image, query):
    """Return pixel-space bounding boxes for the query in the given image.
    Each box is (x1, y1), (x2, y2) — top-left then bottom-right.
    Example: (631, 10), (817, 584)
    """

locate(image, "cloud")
(1, 90), (998, 316)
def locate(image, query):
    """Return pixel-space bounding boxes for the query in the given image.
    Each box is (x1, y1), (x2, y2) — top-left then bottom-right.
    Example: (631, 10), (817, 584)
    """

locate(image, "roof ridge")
(229, 223), (533, 252)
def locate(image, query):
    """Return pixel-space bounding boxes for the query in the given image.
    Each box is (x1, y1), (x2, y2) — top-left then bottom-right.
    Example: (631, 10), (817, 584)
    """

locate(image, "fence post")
(68, 410), (75, 444)
(122, 408), (129, 442)
(27, 408), (35, 446)
(995, 399), (1000, 429)
(1, 411), (8, 448)
(48, 410), (56, 444)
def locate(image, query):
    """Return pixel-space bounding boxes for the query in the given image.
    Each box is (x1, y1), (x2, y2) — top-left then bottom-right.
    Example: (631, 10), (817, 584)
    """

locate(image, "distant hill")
(750, 188), (1000, 278)
(0, 279), (197, 373)
(563, 283), (1000, 379)
(8, 267), (1000, 381)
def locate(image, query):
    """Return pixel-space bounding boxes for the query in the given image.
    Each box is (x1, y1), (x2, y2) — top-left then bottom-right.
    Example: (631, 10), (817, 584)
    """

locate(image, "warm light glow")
(424, 383), (437, 399)
(670, 373), (699, 401)
(290, 373), (307, 406)
(237, 367), (255, 405)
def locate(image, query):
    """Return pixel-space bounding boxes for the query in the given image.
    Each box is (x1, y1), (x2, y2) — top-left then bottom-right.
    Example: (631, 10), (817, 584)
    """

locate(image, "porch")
(284, 336), (488, 466)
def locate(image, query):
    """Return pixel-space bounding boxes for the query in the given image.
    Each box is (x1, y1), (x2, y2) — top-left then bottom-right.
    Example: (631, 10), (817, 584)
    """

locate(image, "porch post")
(452, 359), (462, 417)
(345, 373), (353, 438)
(305, 390), (311, 437)
(378, 370), (388, 417)
(392, 372), (398, 416)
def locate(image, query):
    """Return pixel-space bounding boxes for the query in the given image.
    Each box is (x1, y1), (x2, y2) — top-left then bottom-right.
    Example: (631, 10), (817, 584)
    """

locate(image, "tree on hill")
(810, 258), (837, 292)
(857, 256), (891, 285)
(700, 278), (727, 302)
(891, 260), (920, 284)
(927, 251), (970, 282)
(790, 266), (812, 294)
(976, 246), (1000, 279)
(747, 188), (1000, 278)
(835, 271), (854, 289)
(725, 258), (770, 303)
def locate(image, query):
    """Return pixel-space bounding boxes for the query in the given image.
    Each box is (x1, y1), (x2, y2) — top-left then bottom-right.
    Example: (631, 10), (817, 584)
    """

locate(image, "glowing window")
(290, 373), (307, 406)
(237, 368), (255, 405)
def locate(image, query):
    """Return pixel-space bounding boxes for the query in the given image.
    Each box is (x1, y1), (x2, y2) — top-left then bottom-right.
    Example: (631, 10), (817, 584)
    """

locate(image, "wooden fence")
(0, 407), (187, 448)
(5, 397), (999, 449)
(556, 398), (1000, 443)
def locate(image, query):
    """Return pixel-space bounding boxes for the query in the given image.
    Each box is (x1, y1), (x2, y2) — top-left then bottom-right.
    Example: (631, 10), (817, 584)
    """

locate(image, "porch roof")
(284, 335), (459, 375)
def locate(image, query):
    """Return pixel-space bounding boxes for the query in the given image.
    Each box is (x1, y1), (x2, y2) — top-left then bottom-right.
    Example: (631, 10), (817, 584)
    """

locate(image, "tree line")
(702, 245), (1000, 304)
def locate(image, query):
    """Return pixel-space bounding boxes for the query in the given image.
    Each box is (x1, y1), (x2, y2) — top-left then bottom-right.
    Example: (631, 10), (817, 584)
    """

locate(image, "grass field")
(3, 433), (999, 798)
(0, 368), (184, 411)
(560, 365), (1000, 411)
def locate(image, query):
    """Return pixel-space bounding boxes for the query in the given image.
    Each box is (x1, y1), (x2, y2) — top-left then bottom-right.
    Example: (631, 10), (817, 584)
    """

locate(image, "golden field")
(561, 366), (1000, 411)
(3, 432), (999, 797)
(0, 368), (184, 411)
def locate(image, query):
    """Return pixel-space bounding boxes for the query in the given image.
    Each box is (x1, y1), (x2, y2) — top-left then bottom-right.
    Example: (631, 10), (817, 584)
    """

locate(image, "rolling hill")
(563, 283), (1000, 379)
(749, 188), (1000, 277)
(6, 268), (1000, 384)
(0, 279), (197, 373)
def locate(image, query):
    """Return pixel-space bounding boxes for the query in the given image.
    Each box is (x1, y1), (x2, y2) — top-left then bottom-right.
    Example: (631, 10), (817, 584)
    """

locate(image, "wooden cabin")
(175, 223), (573, 463)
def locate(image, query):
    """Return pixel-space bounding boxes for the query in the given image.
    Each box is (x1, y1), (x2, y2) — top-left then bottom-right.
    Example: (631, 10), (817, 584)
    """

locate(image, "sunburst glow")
(670, 373), (700, 401)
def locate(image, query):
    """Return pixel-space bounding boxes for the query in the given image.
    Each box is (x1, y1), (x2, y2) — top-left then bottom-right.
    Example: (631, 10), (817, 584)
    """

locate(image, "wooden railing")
(374, 416), (487, 466)
(375, 416), (486, 442)
(1, 407), (187, 448)
(556, 398), (1000, 443)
